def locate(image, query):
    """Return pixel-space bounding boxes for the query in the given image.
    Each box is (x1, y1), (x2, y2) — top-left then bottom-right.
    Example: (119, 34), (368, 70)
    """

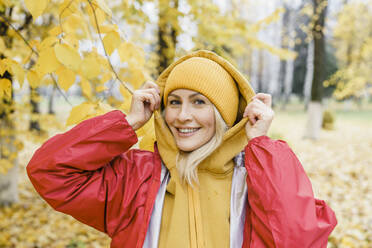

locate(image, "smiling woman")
(27, 50), (337, 248)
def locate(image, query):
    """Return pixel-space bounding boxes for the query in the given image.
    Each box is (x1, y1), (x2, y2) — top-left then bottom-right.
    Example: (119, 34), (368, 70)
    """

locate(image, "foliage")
(325, 1), (372, 100)
(322, 109), (334, 130)
(188, 0), (297, 63)
(0, 0), (152, 176)
(0, 0), (297, 176)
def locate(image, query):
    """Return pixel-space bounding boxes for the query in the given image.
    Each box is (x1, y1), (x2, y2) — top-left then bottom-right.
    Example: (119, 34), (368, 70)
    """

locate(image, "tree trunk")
(157, 0), (178, 76)
(257, 50), (265, 92)
(305, 0), (328, 140)
(278, 5), (291, 102)
(0, 9), (19, 206)
(29, 86), (41, 131)
(48, 85), (55, 114)
(291, 9), (311, 100)
(0, 70), (18, 206)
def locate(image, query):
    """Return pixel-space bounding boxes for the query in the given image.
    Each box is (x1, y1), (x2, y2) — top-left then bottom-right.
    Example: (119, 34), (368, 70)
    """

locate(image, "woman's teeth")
(178, 128), (199, 133)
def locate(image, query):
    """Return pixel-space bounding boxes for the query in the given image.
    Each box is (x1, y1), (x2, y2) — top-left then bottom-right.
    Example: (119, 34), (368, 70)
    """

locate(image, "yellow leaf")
(63, 33), (80, 49)
(27, 70), (40, 88)
(65, 13), (84, 31)
(59, 0), (78, 13)
(122, 68), (145, 89)
(41, 75), (54, 86)
(87, 4), (106, 25)
(95, 7), (106, 24)
(93, 0), (112, 17)
(0, 158), (14, 175)
(56, 67), (76, 91)
(0, 59), (26, 86)
(0, 60), (7, 76)
(118, 42), (134, 62)
(40, 36), (59, 50)
(98, 24), (118, 34)
(0, 78), (12, 99)
(66, 102), (96, 126)
(25, 0), (49, 20)
(54, 43), (82, 71)
(130, 68), (145, 89)
(10, 62), (25, 87)
(118, 42), (145, 67)
(35, 48), (60, 76)
(80, 78), (92, 99)
(103, 31), (121, 55)
(96, 85), (107, 92)
(101, 72), (113, 84)
(0, 38), (5, 51)
(95, 101), (114, 116)
(48, 26), (62, 36)
(119, 84), (132, 112)
(80, 55), (101, 79)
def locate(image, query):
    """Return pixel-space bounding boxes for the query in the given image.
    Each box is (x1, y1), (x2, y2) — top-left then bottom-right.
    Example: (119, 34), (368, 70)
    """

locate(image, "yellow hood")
(154, 50), (255, 176)
(154, 50), (255, 248)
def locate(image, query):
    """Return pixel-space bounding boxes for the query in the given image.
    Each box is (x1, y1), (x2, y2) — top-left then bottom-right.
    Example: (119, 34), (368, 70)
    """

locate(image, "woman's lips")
(176, 128), (201, 137)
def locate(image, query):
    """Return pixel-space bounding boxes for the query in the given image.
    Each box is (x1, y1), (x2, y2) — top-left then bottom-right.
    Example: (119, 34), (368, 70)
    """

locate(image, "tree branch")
(0, 15), (39, 56)
(87, 0), (134, 96)
(0, 15), (72, 106)
(59, 0), (75, 35)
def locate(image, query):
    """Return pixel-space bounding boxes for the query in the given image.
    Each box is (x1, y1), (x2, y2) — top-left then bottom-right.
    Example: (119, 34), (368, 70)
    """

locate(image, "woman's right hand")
(126, 81), (161, 131)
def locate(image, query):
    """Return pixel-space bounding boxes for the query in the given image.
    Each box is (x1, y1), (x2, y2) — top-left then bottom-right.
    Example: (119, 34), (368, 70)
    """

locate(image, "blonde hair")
(176, 106), (228, 186)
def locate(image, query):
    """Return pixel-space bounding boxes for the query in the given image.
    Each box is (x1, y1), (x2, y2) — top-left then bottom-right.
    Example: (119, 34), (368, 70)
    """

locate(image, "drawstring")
(188, 185), (205, 248)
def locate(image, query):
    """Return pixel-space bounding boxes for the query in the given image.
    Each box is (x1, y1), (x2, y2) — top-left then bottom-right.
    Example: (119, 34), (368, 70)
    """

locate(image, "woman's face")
(165, 89), (216, 152)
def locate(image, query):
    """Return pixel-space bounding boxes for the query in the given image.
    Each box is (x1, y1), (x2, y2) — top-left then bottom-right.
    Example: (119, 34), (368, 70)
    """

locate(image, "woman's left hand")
(243, 93), (274, 140)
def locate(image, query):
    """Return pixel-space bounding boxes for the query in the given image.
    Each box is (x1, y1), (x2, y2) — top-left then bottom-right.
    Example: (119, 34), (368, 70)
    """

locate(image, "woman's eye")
(169, 100), (180, 105)
(194, 99), (205, 105)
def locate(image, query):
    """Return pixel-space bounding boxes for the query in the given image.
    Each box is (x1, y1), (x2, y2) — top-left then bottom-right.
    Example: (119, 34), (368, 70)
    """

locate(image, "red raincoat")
(27, 110), (337, 247)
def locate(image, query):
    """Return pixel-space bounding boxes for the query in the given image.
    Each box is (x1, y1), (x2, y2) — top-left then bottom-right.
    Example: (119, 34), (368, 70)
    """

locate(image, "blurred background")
(0, 0), (371, 247)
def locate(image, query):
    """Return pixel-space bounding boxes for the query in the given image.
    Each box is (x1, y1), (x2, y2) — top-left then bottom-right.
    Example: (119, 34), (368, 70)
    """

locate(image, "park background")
(0, 0), (371, 247)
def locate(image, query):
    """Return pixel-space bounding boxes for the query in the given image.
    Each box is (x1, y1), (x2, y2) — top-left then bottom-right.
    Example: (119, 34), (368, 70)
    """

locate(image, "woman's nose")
(177, 104), (192, 122)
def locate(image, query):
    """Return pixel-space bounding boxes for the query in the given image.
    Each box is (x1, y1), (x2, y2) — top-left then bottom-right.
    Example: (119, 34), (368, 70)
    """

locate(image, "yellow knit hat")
(164, 57), (239, 127)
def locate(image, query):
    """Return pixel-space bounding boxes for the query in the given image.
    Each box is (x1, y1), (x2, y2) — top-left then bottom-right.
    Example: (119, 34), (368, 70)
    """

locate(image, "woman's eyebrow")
(168, 93), (202, 98)
(168, 93), (180, 98)
(189, 93), (201, 98)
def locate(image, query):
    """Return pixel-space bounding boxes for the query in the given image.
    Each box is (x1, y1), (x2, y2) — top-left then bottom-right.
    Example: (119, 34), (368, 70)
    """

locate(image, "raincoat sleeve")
(26, 110), (138, 234)
(244, 135), (337, 248)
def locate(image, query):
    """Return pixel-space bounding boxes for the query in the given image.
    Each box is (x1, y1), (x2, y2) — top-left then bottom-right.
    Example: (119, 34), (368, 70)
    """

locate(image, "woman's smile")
(176, 127), (201, 136)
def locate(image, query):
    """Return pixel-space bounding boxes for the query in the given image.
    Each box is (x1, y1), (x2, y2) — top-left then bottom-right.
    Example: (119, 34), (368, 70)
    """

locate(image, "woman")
(27, 50), (337, 248)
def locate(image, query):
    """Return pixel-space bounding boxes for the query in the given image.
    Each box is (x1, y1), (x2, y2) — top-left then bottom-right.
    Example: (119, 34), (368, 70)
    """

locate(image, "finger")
(142, 88), (161, 110)
(244, 99), (265, 116)
(138, 92), (156, 111)
(243, 104), (258, 125)
(248, 108), (263, 125)
(252, 93), (272, 107)
(142, 81), (160, 94)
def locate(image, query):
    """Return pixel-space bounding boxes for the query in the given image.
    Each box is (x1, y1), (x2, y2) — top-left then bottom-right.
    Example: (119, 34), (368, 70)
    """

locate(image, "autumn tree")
(305, 0), (328, 139)
(325, 1), (372, 102)
(291, 1), (312, 100)
(157, 0), (179, 75)
(0, 0), (152, 205)
(0, 4), (31, 205)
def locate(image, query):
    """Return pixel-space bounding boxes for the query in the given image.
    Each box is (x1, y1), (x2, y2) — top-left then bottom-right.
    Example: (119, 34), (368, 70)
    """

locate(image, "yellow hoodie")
(154, 50), (255, 248)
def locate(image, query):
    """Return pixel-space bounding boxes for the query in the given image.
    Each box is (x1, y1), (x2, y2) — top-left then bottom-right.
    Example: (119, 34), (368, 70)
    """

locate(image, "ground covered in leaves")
(0, 106), (371, 247)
